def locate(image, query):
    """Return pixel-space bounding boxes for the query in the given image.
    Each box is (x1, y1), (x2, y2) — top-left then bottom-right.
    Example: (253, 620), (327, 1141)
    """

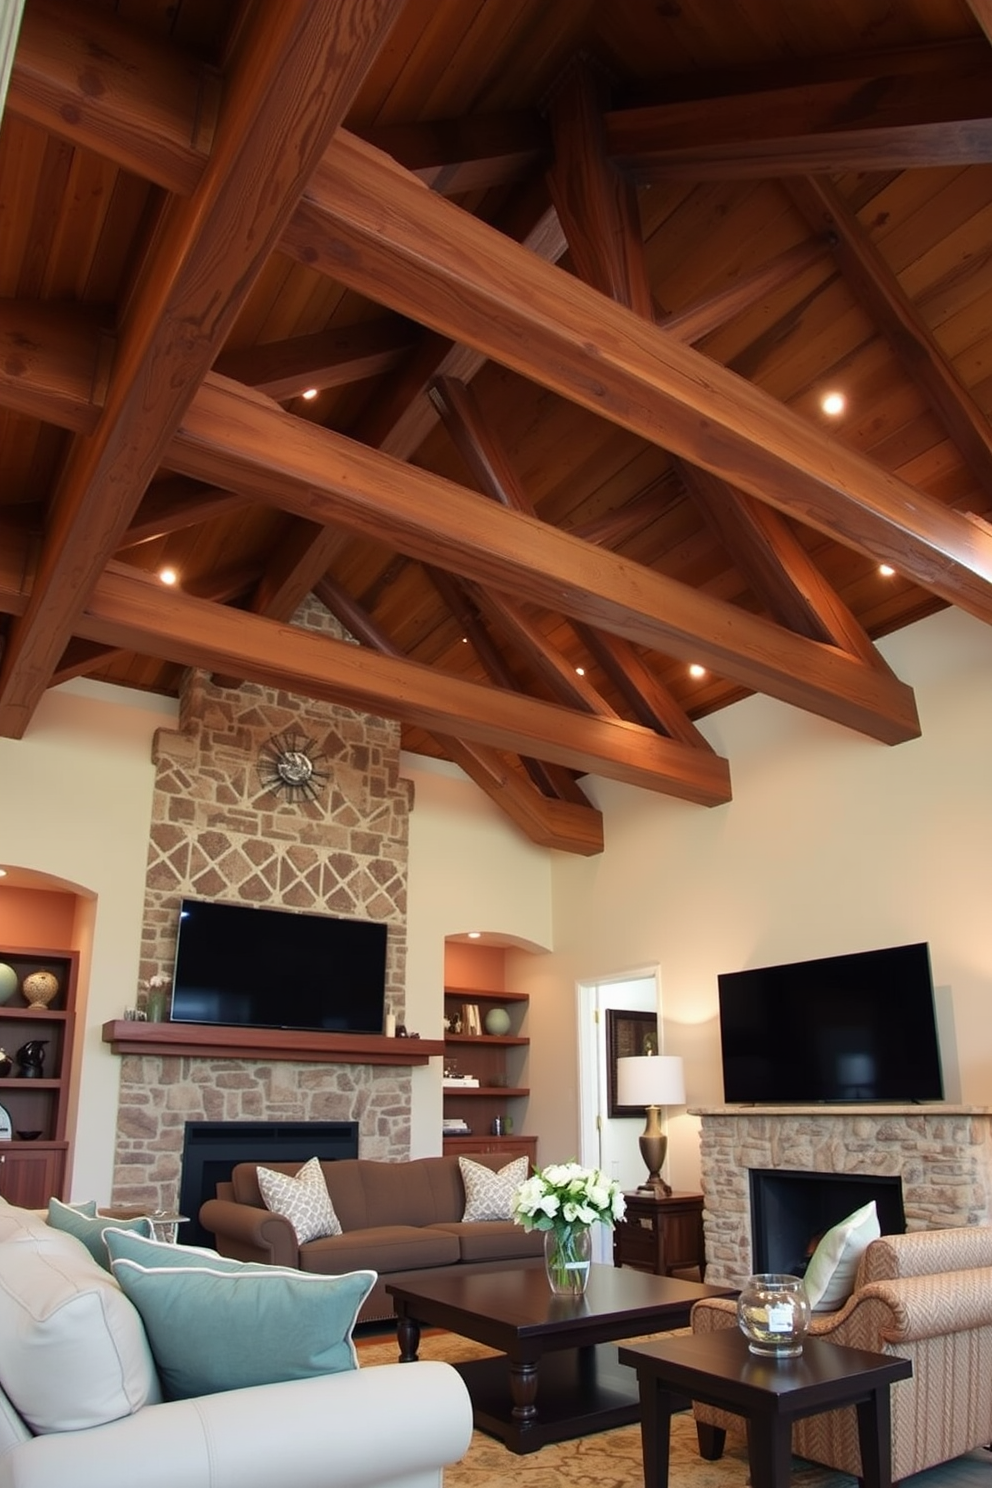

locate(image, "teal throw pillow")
(47, 1198), (153, 1269)
(104, 1226), (376, 1400)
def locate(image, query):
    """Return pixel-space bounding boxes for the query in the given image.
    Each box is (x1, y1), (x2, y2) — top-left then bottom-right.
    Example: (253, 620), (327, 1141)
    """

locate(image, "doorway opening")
(577, 968), (660, 1261)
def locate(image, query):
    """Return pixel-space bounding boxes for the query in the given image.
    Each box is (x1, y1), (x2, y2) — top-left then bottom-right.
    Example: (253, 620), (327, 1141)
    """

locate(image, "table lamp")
(617, 1053), (686, 1196)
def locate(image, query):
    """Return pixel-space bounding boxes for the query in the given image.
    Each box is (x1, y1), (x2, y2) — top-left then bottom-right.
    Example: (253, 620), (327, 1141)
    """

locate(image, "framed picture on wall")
(606, 1009), (659, 1116)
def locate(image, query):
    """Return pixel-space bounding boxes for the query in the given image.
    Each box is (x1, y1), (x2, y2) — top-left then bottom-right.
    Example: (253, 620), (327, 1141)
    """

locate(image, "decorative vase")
(484, 1006), (511, 1036)
(22, 969), (59, 1009)
(543, 1225), (592, 1296)
(0, 964), (17, 1006)
(145, 987), (168, 1022)
(737, 1273), (811, 1357)
(16, 1040), (48, 1079)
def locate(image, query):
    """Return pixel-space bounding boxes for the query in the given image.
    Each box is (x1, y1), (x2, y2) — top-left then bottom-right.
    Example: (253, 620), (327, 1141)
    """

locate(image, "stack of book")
(442, 1117), (471, 1136)
(442, 1074), (480, 1088)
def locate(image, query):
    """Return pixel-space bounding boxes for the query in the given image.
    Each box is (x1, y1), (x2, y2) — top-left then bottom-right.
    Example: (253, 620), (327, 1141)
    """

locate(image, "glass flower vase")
(543, 1225), (592, 1296)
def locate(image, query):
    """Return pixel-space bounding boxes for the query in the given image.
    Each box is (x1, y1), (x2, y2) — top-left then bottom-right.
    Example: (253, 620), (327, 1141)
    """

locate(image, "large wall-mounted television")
(170, 898), (388, 1035)
(717, 942), (943, 1104)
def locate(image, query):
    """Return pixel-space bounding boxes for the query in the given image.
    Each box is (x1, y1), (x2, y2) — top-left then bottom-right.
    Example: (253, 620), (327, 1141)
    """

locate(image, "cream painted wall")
(541, 606), (992, 1194)
(3, 605), (988, 1201)
(0, 678), (178, 1200)
(401, 754), (554, 1157)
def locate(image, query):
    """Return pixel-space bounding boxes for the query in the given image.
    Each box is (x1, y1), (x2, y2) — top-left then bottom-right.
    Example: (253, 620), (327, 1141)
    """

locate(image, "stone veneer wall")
(697, 1104), (992, 1286)
(112, 600), (414, 1213)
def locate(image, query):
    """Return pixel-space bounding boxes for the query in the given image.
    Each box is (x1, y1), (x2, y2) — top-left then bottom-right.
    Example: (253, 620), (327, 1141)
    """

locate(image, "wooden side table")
(618, 1329), (912, 1488)
(613, 1190), (705, 1277)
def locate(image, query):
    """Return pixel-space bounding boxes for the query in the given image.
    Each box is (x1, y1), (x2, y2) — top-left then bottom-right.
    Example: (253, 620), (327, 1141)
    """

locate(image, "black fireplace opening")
(178, 1120), (360, 1247)
(749, 1168), (905, 1275)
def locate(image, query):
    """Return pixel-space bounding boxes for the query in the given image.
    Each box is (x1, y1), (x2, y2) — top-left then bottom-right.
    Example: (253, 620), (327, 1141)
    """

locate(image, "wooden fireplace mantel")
(101, 1020), (445, 1066)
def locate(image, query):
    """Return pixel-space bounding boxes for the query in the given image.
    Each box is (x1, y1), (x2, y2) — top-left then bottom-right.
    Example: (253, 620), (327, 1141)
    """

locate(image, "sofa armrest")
(0, 1363), (472, 1488)
(198, 1197), (300, 1268)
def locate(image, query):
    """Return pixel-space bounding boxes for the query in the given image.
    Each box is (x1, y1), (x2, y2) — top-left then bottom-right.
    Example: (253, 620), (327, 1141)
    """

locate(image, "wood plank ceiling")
(2, 0), (992, 854)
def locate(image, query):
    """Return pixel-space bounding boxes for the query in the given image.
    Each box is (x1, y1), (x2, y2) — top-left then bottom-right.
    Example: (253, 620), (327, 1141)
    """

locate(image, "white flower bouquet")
(511, 1161), (626, 1234)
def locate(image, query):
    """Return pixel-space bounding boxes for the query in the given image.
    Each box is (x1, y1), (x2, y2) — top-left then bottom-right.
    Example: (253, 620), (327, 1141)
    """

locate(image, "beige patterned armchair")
(691, 1227), (992, 1482)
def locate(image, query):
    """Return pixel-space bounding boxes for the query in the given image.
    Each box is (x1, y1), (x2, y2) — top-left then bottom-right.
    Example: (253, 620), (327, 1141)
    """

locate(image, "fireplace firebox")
(178, 1120), (360, 1247)
(750, 1168), (905, 1275)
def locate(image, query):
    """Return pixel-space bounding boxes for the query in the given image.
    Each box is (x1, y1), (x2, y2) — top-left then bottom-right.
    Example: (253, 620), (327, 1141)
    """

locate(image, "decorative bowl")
(16, 1130), (42, 1141)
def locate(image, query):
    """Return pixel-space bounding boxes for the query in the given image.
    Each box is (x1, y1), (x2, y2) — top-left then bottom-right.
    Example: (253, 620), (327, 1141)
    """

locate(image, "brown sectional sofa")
(199, 1152), (545, 1323)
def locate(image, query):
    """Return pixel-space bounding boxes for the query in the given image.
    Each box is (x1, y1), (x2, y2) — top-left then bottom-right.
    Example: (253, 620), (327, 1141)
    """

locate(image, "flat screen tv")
(170, 898), (388, 1034)
(717, 942), (943, 1104)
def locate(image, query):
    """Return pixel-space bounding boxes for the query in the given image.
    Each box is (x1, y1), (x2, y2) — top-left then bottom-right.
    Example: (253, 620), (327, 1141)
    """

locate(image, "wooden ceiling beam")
(169, 374), (918, 745)
(315, 574), (602, 851)
(118, 476), (247, 548)
(0, 0), (404, 741)
(8, 0), (218, 194)
(423, 566), (590, 806)
(675, 460), (895, 671)
(545, 60), (654, 319)
(786, 175), (992, 505)
(214, 320), (418, 402)
(285, 131), (992, 631)
(658, 241), (829, 341)
(73, 565), (731, 806)
(0, 301), (112, 434)
(431, 374), (711, 748)
(358, 111), (549, 195)
(605, 63), (992, 179)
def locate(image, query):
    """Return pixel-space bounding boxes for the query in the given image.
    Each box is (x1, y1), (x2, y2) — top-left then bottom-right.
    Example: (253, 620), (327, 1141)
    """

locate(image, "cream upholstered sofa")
(692, 1226), (992, 1482)
(0, 1198), (471, 1488)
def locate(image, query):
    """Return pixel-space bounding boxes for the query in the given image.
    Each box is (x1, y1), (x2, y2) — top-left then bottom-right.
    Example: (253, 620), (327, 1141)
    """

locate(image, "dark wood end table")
(613, 1190), (706, 1276)
(618, 1327), (912, 1488)
(386, 1263), (734, 1454)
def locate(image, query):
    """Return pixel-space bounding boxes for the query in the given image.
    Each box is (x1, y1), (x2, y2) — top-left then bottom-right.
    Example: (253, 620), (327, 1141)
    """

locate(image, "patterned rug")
(354, 1329), (851, 1488)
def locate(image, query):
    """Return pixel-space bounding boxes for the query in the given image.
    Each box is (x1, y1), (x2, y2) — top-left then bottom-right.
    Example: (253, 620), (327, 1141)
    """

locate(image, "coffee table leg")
(636, 1375), (676, 1488)
(509, 1360), (539, 1420)
(746, 1416), (793, 1488)
(396, 1313), (421, 1362)
(855, 1387), (893, 1488)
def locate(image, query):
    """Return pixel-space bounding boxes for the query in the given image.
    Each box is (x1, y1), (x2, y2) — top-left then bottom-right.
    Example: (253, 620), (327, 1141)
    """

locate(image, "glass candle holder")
(737, 1273), (811, 1357)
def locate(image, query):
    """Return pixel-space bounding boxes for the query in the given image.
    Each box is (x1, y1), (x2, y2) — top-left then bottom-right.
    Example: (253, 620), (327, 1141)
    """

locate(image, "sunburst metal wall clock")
(257, 729), (329, 804)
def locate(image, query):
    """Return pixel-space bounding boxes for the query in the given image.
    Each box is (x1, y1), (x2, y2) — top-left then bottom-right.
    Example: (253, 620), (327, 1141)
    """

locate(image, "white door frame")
(577, 966), (661, 1261)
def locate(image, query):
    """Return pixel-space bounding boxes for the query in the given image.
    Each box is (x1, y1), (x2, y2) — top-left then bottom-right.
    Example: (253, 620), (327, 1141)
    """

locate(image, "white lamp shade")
(617, 1054), (685, 1108)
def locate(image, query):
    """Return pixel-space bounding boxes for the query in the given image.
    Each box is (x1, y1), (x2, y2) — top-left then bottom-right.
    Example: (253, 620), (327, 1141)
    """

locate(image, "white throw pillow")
(0, 1240), (161, 1432)
(804, 1200), (880, 1312)
(460, 1155), (530, 1222)
(257, 1156), (342, 1243)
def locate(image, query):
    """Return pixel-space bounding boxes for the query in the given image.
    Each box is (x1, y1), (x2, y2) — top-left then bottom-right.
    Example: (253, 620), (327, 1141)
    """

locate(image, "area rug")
(357, 1330), (992, 1488)
(354, 1330), (843, 1488)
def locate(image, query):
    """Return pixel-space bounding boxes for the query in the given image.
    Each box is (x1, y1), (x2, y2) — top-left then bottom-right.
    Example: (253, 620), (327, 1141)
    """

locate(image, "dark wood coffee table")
(618, 1328), (912, 1488)
(386, 1263), (733, 1454)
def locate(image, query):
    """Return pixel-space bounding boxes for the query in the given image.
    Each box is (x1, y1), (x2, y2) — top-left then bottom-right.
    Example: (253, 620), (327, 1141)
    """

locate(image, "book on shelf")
(462, 1003), (482, 1036)
(443, 1075), (480, 1087)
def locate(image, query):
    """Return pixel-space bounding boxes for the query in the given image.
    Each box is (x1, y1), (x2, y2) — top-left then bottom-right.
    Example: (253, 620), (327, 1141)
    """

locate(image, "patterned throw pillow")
(459, 1155), (530, 1222)
(256, 1156), (342, 1243)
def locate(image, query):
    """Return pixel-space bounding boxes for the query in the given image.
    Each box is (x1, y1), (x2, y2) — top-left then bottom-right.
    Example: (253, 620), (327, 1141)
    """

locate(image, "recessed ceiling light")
(159, 568), (178, 586)
(689, 663), (707, 678)
(302, 388), (318, 401)
(0, 868), (7, 878)
(575, 666), (585, 676)
(821, 391), (845, 417)
(467, 931), (481, 940)
(879, 564), (896, 577)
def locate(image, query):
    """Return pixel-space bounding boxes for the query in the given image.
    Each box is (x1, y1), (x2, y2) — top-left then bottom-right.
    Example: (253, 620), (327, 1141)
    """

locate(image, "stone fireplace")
(695, 1103), (992, 1286)
(110, 599), (416, 1214)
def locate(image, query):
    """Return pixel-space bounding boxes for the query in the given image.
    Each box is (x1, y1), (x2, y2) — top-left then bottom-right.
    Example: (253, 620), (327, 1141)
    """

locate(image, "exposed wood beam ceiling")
(1, 0), (991, 853)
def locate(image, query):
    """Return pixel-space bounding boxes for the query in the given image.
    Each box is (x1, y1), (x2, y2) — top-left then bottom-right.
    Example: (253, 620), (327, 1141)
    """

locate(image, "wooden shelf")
(101, 1020), (445, 1066)
(444, 987), (529, 1003)
(445, 1032), (528, 1046)
(0, 944), (78, 1201)
(443, 1085), (529, 1098)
